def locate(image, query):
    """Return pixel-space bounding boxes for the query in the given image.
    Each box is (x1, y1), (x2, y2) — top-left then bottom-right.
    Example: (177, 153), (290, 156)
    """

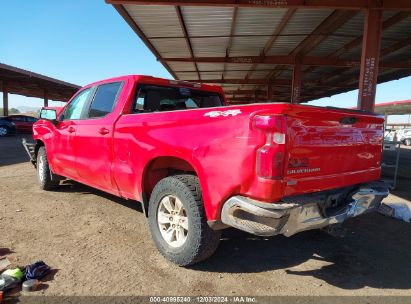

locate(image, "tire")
(0, 126), (9, 137)
(36, 146), (60, 190)
(405, 138), (411, 146)
(148, 174), (221, 266)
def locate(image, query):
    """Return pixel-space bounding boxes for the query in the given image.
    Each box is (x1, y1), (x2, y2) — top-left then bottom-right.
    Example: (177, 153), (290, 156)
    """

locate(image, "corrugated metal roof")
(125, 5), (183, 37)
(182, 7), (234, 37)
(235, 8), (287, 36)
(113, 2), (411, 104)
(0, 63), (80, 101)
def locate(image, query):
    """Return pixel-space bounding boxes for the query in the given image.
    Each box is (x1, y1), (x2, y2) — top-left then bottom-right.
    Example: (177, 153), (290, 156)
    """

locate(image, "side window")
(88, 82), (122, 118)
(62, 88), (92, 120)
(132, 84), (223, 113)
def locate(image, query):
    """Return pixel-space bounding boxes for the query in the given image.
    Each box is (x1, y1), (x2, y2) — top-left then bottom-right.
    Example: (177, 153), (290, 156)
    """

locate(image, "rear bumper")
(220, 181), (389, 237)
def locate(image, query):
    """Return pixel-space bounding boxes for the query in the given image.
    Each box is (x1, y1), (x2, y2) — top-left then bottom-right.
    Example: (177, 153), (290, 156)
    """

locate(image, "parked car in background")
(0, 117), (17, 137)
(6, 115), (38, 133)
(24, 75), (389, 266)
(396, 128), (411, 146)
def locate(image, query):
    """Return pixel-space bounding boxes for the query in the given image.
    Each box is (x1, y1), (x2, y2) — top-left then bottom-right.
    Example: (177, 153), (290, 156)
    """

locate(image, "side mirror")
(40, 109), (58, 124)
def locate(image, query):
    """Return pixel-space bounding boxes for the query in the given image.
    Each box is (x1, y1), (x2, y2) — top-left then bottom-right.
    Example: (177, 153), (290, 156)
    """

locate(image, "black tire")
(36, 146), (59, 190)
(0, 126), (9, 137)
(405, 138), (411, 146)
(148, 174), (221, 266)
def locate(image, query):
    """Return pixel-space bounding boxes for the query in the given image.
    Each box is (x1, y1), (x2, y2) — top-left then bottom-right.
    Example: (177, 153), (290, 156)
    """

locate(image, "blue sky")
(1, 0), (410, 123)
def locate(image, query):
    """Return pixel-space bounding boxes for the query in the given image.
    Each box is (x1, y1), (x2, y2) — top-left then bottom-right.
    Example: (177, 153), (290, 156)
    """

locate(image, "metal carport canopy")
(107, 0), (411, 111)
(374, 99), (411, 115)
(0, 63), (80, 116)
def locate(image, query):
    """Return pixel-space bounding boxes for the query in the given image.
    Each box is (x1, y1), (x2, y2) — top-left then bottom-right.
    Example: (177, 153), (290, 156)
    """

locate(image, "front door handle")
(98, 128), (109, 135)
(68, 126), (75, 133)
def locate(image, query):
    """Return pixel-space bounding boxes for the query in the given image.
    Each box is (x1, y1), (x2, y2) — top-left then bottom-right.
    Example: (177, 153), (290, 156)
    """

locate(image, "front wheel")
(37, 146), (60, 190)
(148, 175), (221, 266)
(405, 138), (411, 146)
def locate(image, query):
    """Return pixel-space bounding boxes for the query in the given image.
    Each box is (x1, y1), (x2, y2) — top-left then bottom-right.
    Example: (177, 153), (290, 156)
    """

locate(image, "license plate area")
(319, 187), (354, 217)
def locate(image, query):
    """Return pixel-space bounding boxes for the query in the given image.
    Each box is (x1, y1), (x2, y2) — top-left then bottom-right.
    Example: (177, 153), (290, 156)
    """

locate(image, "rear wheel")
(0, 126), (9, 137)
(148, 174), (221, 266)
(37, 146), (59, 190)
(405, 138), (411, 146)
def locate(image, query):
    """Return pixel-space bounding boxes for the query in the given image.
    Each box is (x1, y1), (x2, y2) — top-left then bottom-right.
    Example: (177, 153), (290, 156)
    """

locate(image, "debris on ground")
(0, 268), (23, 292)
(0, 259), (52, 300)
(22, 279), (40, 292)
(0, 259), (11, 273)
(378, 202), (411, 222)
(24, 261), (50, 280)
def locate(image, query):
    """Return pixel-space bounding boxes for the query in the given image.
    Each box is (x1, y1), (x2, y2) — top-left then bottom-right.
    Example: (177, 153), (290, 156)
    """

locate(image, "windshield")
(134, 84), (223, 113)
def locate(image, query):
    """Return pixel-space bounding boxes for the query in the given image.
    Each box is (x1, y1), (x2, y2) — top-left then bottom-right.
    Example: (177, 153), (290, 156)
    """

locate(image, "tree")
(0, 108), (20, 115)
(9, 108), (20, 114)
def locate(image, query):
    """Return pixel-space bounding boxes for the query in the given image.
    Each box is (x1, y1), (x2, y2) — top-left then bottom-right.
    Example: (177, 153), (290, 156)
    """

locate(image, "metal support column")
(2, 81), (8, 116)
(44, 89), (49, 107)
(357, 9), (383, 112)
(291, 58), (302, 104)
(267, 85), (273, 102)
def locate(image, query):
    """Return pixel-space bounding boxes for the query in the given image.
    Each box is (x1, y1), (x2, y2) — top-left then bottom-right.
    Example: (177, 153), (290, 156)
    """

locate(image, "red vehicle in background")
(7, 115), (38, 133)
(23, 75), (389, 266)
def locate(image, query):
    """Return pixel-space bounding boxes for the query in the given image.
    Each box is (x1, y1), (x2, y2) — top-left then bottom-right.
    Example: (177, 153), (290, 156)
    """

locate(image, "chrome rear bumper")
(220, 181), (389, 237)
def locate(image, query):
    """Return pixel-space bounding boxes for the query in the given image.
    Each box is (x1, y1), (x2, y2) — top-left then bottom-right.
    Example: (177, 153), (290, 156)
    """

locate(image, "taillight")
(253, 115), (287, 179)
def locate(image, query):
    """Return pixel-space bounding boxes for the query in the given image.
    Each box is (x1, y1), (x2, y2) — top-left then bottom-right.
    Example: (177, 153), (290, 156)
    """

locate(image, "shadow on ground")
(0, 248), (15, 257)
(50, 180), (411, 291)
(192, 213), (410, 290)
(388, 178), (411, 201)
(0, 134), (32, 166)
(56, 180), (144, 214)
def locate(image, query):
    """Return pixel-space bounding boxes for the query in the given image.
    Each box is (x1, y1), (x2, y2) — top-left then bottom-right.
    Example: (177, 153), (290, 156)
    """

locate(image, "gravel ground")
(1, 135), (411, 297)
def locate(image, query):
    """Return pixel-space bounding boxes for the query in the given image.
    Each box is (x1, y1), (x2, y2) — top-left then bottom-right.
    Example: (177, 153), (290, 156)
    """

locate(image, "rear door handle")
(68, 126), (75, 133)
(98, 128), (109, 135)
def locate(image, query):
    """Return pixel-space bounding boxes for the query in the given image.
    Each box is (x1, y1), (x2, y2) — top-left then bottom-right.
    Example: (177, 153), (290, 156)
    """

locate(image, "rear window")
(133, 84), (223, 113)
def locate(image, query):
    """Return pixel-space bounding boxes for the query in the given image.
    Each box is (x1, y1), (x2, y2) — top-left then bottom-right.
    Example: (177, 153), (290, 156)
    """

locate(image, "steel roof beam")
(175, 6), (201, 81)
(225, 90), (269, 95)
(380, 35), (411, 57)
(303, 12), (411, 75)
(222, 7), (238, 80)
(201, 78), (356, 88)
(203, 79), (291, 85)
(111, 4), (179, 80)
(163, 55), (411, 68)
(316, 32), (411, 85)
(242, 9), (296, 87)
(106, 0), (411, 10)
(291, 10), (358, 56)
(265, 9), (358, 97)
(333, 11), (411, 58)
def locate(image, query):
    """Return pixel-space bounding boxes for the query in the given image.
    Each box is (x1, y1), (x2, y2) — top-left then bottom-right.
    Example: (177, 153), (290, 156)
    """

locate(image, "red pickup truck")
(24, 75), (388, 266)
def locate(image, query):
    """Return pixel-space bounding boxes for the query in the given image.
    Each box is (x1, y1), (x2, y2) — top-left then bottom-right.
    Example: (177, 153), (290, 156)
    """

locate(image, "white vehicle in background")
(396, 128), (411, 146)
(384, 130), (396, 142)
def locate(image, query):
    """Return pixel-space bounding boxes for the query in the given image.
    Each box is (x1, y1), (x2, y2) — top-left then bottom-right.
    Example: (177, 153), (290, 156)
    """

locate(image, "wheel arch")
(141, 156), (199, 216)
(34, 139), (45, 159)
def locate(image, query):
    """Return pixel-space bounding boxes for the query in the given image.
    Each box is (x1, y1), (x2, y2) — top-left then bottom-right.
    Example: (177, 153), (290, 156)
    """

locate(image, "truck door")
(74, 81), (123, 193)
(51, 88), (93, 178)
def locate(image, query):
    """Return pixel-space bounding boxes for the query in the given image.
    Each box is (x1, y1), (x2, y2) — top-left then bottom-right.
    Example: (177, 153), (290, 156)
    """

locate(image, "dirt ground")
(1, 135), (411, 297)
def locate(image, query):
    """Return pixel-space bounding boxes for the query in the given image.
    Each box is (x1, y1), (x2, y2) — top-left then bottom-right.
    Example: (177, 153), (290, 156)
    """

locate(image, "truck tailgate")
(283, 105), (384, 179)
